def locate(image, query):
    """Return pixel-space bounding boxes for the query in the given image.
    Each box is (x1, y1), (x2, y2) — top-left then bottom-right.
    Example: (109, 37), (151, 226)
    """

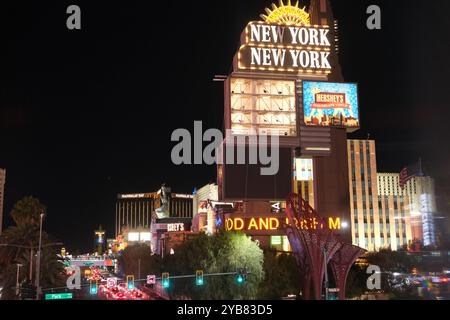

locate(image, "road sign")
(147, 275), (156, 285)
(45, 293), (73, 300)
(107, 277), (117, 288)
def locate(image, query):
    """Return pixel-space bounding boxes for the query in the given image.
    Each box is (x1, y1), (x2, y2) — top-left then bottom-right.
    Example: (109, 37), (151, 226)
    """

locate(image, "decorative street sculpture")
(285, 193), (366, 300)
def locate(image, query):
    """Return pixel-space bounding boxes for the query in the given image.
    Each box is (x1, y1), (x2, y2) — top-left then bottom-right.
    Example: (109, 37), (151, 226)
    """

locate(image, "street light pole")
(29, 249), (33, 281)
(35, 212), (45, 300)
(323, 248), (329, 301)
(138, 258), (141, 280)
(16, 263), (23, 297)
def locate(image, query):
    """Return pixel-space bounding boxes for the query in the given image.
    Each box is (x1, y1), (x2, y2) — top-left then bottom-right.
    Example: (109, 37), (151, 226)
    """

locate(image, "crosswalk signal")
(90, 280), (98, 295)
(196, 270), (204, 286)
(162, 272), (170, 288)
(126, 275), (135, 290)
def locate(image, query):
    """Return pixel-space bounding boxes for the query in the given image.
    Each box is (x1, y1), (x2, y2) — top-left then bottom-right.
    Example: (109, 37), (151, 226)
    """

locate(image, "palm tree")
(16, 248), (67, 292)
(0, 224), (42, 267)
(9, 196), (46, 227)
(0, 264), (22, 300)
(0, 197), (66, 300)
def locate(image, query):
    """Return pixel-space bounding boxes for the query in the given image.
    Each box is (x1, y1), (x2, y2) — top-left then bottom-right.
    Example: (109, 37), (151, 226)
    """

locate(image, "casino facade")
(193, 0), (357, 250)
(110, 1), (431, 254)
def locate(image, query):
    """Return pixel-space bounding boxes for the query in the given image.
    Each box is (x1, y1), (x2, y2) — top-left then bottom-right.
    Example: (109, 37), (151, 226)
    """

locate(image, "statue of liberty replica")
(155, 183), (171, 219)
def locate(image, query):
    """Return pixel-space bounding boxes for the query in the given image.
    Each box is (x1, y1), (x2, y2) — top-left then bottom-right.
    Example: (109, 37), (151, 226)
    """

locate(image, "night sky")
(1, 0), (449, 252)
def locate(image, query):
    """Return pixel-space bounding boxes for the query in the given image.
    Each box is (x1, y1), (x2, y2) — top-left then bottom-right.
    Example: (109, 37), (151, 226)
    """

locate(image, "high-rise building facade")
(348, 140), (381, 251)
(347, 140), (413, 251)
(0, 168), (5, 235)
(115, 188), (193, 237)
(378, 173), (437, 247)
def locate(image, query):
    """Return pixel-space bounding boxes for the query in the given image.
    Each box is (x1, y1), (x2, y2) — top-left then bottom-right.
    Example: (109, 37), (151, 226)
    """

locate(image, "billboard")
(229, 77), (297, 136)
(303, 82), (359, 129)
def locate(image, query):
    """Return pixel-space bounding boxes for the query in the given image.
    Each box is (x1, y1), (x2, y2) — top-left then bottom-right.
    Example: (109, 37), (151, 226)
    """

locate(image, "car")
(115, 292), (127, 300)
(129, 290), (143, 298)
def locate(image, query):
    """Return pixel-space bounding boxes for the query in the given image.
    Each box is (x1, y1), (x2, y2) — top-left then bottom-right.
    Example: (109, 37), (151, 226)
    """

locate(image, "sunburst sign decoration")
(261, 0), (310, 26)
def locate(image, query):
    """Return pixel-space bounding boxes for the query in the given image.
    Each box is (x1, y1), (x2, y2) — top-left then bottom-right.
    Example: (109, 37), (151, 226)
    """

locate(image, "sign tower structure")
(219, 0), (358, 245)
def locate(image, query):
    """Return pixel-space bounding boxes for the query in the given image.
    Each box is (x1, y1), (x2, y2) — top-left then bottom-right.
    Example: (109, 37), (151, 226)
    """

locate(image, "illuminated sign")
(118, 193), (157, 199)
(303, 82), (359, 129)
(172, 193), (193, 199)
(235, 19), (332, 74)
(260, 0), (310, 26)
(225, 216), (341, 232)
(167, 223), (185, 232)
(127, 232), (140, 242)
(296, 158), (313, 181)
(127, 232), (151, 242)
(45, 293), (73, 300)
(140, 232), (151, 242)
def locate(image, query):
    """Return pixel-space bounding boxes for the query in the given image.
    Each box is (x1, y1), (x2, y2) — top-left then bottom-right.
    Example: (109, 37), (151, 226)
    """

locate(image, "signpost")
(106, 277), (117, 288)
(147, 275), (156, 285)
(45, 293), (73, 300)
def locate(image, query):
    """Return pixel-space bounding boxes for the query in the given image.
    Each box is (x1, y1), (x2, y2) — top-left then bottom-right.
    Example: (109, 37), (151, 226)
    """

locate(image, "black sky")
(1, 0), (450, 252)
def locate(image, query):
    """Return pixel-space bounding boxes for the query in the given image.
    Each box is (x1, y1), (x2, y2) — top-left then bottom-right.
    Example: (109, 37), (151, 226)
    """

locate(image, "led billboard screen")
(303, 82), (359, 129)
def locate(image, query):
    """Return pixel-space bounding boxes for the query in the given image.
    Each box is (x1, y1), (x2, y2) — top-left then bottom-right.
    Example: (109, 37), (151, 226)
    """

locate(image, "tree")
(9, 196), (46, 227)
(164, 232), (264, 300)
(345, 249), (419, 299)
(345, 264), (368, 298)
(0, 197), (65, 300)
(118, 244), (162, 278)
(258, 250), (300, 299)
(0, 224), (42, 267)
(0, 247), (67, 300)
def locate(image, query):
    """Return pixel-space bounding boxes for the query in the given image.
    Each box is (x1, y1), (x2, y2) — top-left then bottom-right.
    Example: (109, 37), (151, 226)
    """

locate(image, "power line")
(41, 271), (249, 292)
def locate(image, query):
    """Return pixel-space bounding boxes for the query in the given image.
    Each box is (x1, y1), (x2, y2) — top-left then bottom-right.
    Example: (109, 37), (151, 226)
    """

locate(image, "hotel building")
(377, 173), (437, 247)
(113, 185), (194, 255)
(347, 140), (413, 251)
(115, 187), (193, 238)
(0, 168), (5, 235)
(217, 0), (354, 247)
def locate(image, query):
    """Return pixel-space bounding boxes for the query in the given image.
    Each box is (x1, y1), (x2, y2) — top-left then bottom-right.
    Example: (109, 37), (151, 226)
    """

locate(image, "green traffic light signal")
(126, 275), (135, 290)
(236, 268), (247, 284)
(90, 281), (98, 295)
(196, 270), (204, 286)
(162, 272), (170, 288)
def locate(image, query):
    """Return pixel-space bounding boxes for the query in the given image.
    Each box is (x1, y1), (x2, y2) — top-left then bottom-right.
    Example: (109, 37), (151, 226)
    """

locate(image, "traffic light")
(162, 272), (170, 288)
(236, 268), (247, 284)
(126, 275), (135, 290)
(89, 280), (98, 295)
(195, 270), (204, 286)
